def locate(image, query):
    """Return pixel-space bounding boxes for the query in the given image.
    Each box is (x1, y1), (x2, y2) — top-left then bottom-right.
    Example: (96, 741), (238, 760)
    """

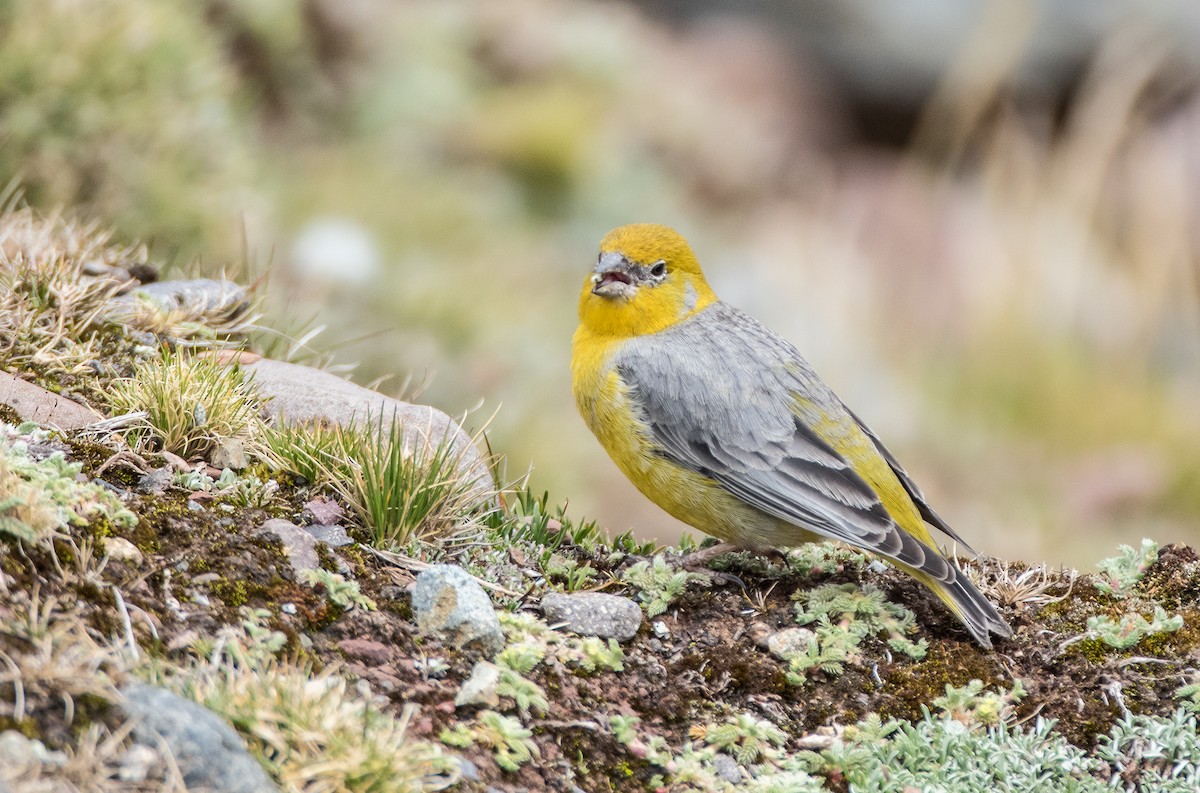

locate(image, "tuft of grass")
(105, 349), (267, 461)
(264, 418), (342, 486)
(0, 208), (135, 377)
(272, 415), (494, 549)
(157, 620), (459, 792)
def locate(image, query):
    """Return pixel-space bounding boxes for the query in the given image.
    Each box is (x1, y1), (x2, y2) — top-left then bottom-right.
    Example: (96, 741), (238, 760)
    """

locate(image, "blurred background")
(4, 0), (1199, 567)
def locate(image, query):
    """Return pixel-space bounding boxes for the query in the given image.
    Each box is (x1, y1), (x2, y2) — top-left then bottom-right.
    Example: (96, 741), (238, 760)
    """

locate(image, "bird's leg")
(667, 541), (749, 590)
(673, 541), (742, 570)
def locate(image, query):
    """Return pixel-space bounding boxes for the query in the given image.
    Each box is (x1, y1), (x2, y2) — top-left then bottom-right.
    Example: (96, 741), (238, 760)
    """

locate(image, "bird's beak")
(591, 252), (637, 298)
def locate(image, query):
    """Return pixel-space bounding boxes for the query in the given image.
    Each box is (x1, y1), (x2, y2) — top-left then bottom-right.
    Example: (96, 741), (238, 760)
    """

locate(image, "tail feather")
(911, 567), (1011, 649)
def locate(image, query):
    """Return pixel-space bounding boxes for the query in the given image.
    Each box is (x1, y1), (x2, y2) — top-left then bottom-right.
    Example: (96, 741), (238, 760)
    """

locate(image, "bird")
(570, 222), (1011, 648)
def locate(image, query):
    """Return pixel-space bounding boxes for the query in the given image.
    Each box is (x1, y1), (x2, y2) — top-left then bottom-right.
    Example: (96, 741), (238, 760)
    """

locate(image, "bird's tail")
(908, 565), (1011, 649)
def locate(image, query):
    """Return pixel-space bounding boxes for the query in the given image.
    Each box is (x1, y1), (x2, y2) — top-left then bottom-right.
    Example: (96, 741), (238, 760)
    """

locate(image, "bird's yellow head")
(578, 224), (718, 338)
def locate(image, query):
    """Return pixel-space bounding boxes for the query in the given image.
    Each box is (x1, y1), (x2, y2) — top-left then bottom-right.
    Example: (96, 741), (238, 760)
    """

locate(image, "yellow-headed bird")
(571, 223), (1011, 648)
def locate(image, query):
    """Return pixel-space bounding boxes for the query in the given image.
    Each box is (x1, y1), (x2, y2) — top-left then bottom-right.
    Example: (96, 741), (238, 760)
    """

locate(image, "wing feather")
(616, 302), (954, 582)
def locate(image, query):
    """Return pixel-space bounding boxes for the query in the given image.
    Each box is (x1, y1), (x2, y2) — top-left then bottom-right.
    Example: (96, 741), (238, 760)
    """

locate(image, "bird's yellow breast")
(571, 325), (784, 547)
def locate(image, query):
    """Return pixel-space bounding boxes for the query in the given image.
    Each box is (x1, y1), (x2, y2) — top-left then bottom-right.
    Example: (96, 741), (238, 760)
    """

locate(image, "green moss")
(879, 643), (1006, 724)
(212, 578), (250, 608)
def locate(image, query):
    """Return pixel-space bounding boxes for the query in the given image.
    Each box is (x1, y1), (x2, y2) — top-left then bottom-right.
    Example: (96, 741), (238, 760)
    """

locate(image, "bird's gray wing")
(616, 303), (954, 578)
(842, 405), (975, 552)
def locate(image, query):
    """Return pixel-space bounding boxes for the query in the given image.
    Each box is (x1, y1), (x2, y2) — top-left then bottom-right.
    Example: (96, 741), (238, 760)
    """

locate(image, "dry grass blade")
(0, 208), (143, 373)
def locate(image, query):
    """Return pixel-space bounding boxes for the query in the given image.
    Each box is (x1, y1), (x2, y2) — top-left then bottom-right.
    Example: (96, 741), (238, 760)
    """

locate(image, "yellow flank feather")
(571, 223), (1011, 648)
(572, 325), (792, 549)
(793, 396), (932, 546)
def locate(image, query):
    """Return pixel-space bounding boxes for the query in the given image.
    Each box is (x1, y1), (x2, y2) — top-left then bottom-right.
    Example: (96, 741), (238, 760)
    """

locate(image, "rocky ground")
(3, 212), (1200, 792)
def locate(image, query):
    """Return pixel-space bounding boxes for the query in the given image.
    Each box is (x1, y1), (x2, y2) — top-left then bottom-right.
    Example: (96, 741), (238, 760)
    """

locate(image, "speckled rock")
(412, 565), (504, 654)
(455, 661), (502, 708)
(258, 518), (319, 572)
(540, 592), (643, 642)
(766, 627), (816, 661)
(121, 684), (276, 793)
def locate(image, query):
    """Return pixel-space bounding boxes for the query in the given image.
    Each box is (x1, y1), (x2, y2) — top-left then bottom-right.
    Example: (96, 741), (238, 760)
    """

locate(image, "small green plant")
(496, 668), (548, 716)
(298, 569), (376, 611)
(932, 679), (1027, 727)
(621, 554), (706, 617)
(1095, 538), (1158, 598)
(1094, 710), (1200, 792)
(1086, 606), (1183, 649)
(0, 422), (136, 544)
(1176, 680), (1200, 714)
(784, 583), (927, 685)
(440, 710), (539, 773)
(788, 541), (870, 576)
(805, 714), (1100, 790)
(106, 349), (267, 461)
(497, 612), (623, 675)
(173, 467), (278, 508)
(487, 487), (605, 551)
(544, 554), (597, 591)
(698, 713), (788, 764)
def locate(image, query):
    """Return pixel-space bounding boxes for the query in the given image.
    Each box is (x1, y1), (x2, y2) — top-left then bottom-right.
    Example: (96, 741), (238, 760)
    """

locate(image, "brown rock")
(0, 372), (102, 430)
(337, 638), (390, 666)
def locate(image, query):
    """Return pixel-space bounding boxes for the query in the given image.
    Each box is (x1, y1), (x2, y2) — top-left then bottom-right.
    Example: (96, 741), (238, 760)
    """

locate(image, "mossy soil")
(6, 429), (1200, 791)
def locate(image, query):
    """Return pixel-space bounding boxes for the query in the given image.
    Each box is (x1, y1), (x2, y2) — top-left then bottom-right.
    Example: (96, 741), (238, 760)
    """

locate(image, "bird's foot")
(669, 542), (747, 589)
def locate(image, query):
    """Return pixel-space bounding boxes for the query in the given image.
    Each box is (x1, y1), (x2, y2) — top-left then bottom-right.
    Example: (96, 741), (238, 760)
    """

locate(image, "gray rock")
(136, 466), (173, 494)
(258, 518), (319, 572)
(107, 278), (250, 322)
(540, 592), (643, 642)
(210, 438), (248, 470)
(713, 752), (743, 784)
(412, 565), (504, 654)
(0, 730), (67, 773)
(235, 357), (494, 502)
(305, 524), (353, 547)
(766, 627), (816, 661)
(453, 755), (481, 782)
(121, 684), (276, 793)
(455, 661), (502, 708)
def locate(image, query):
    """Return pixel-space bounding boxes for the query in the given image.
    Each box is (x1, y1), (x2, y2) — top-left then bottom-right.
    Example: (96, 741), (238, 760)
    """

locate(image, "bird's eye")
(650, 261), (666, 277)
